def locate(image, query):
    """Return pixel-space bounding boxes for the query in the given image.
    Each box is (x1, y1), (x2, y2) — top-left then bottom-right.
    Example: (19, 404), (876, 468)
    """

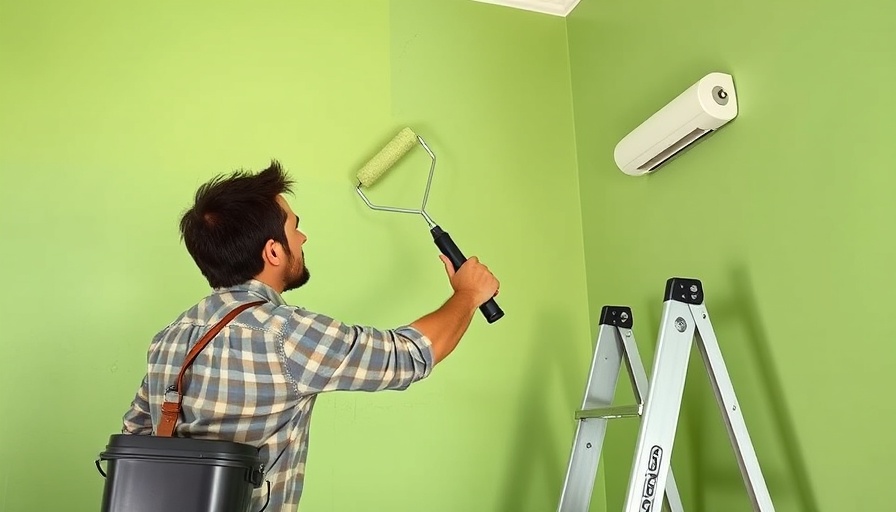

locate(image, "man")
(121, 161), (500, 511)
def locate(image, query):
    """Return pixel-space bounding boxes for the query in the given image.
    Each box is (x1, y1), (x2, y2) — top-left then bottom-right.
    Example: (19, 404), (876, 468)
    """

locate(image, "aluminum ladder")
(557, 277), (776, 511)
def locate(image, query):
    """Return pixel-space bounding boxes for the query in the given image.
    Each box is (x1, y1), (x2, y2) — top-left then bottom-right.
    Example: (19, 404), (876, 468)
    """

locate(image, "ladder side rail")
(619, 332), (686, 512)
(557, 323), (627, 511)
(691, 303), (776, 511)
(622, 298), (695, 512)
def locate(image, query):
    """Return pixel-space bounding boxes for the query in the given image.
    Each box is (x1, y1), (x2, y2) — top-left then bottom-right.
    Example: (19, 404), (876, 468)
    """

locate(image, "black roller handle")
(431, 225), (504, 324)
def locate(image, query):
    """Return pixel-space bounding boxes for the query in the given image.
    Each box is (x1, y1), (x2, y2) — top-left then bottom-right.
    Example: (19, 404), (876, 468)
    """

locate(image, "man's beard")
(284, 252), (310, 292)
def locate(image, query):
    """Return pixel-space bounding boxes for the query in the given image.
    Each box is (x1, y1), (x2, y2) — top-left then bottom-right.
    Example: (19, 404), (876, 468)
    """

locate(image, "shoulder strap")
(156, 300), (265, 437)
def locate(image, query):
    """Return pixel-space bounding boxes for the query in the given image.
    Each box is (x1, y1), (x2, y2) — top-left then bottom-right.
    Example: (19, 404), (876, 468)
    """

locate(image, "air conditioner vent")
(637, 128), (714, 173)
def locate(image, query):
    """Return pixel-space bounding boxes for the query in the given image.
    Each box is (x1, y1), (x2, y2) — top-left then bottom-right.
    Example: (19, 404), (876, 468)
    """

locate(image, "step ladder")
(557, 277), (776, 512)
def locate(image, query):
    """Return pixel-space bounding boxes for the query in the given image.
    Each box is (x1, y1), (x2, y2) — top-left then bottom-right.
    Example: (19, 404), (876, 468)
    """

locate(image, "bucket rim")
(100, 434), (262, 465)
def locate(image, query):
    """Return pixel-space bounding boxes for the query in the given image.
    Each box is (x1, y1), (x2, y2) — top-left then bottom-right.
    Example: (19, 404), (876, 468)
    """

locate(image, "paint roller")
(355, 127), (504, 324)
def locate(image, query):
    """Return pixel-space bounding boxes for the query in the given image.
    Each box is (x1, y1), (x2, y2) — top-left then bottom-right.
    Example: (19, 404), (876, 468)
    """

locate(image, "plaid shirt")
(121, 279), (434, 511)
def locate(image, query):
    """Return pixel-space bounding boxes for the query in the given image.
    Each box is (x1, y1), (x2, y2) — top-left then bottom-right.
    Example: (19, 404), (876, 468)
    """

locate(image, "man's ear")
(261, 239), (285, 267)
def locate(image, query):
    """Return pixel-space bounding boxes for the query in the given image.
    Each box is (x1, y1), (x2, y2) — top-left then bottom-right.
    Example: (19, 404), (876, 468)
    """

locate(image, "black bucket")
(96, 434), (267, 512)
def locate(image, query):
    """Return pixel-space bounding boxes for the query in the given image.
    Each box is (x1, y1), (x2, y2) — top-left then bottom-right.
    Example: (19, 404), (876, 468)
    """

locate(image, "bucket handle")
(95, 459), (107, 478)
(257, 480), (271, 512)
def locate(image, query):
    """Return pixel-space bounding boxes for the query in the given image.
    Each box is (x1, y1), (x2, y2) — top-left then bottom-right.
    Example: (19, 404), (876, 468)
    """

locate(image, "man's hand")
(411, 255), (502, 364)
(439, 255), (500, 307)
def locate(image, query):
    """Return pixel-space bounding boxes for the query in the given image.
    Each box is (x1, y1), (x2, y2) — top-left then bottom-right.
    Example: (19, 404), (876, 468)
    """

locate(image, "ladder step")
(575, 404), (642, 420)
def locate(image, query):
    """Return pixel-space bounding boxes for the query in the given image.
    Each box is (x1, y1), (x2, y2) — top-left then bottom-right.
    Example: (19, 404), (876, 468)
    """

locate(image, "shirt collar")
(217, 279), (287, 307)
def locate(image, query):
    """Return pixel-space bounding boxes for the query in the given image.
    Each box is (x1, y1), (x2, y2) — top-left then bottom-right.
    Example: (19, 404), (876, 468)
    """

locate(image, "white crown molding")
(472, 0), (582, 17)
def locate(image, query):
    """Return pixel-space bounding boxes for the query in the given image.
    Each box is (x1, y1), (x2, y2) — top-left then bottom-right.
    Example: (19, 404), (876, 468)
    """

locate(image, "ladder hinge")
(599, 306), (633, 328)
(664, 277), (704, 305)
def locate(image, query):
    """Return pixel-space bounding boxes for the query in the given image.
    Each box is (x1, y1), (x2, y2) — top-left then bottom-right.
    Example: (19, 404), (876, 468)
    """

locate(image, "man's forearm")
(411, 291), (479, 364)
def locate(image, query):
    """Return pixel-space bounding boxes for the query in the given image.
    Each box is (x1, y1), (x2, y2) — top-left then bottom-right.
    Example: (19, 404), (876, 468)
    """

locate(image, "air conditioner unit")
(613, 72), (738, 177)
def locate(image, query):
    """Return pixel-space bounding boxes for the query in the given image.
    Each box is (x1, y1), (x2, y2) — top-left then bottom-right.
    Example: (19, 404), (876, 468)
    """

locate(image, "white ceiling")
(472, 0), (582, 17)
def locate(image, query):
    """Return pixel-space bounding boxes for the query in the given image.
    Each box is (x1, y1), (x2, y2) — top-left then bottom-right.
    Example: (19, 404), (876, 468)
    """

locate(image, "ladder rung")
(575, 404), (642, 420)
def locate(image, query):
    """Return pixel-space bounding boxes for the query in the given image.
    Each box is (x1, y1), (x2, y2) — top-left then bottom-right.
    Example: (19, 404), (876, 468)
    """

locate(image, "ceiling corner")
(472, 0), (582, 17)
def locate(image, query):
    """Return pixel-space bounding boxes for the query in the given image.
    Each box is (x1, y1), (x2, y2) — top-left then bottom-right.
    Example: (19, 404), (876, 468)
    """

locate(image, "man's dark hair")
(179, 160), (295, 288)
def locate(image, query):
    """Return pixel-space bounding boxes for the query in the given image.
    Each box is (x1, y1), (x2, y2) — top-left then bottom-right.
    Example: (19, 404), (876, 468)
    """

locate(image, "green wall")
(0, 1), (596, 511)
(568, 0), (896, 510)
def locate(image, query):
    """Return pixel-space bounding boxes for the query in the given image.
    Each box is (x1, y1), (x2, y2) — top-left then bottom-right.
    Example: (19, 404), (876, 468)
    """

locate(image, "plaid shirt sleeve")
(280, 308), (435, 393)
(121, 374), (153, 434)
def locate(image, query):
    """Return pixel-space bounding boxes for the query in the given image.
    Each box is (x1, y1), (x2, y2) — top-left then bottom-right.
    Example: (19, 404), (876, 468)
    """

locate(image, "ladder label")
(640, 445), (663, 511)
